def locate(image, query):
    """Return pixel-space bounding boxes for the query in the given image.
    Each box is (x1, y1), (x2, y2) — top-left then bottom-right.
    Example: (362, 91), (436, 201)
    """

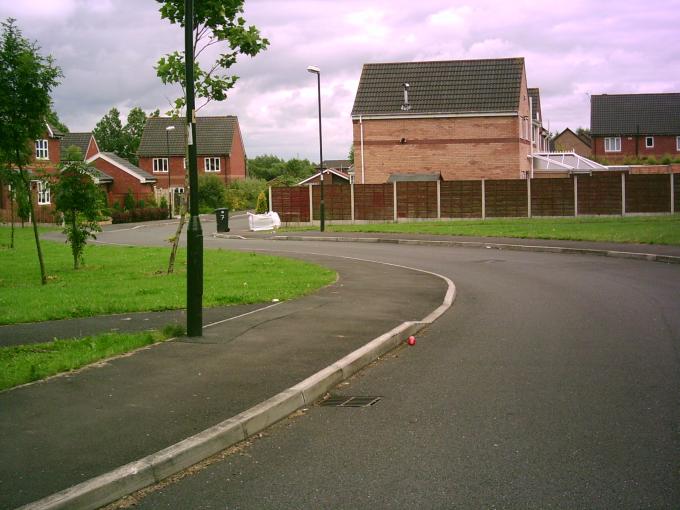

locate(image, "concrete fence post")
(436, 180), (441, 220)
(268, 186), (273, 213)
(393, 181), (398, 222)
(574, 175), (578, 217)
(308, 184), (313, 224)
(621, 173), (626, 216)
(527, 177), (532, 218)
(481, 178), (486, 220)
(350, 182), (355, 223)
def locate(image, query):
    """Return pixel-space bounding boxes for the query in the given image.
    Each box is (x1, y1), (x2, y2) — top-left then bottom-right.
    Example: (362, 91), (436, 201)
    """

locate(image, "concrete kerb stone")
(20, 253), (457, 510)
(269, 235), (680, 265)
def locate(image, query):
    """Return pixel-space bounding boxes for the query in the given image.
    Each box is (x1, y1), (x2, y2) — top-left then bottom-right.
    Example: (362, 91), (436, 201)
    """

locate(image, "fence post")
(350, 182), (355, 223)
(436, 180), (441, 220)
(574, 175), (578, 217)
(308, 184), (313, 224)
(268, 186), (272, 213)
(527, 177), (532, 218)
(393, 181), (397, 222)
(481, 179), (486, 220)
(670, 173), (675, 214)
(621, 173), (626, 216)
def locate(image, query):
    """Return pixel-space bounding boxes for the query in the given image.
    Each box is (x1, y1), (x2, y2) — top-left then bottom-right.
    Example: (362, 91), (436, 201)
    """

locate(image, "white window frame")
(604, 137), (621, 152)
(35, 139), (49, 160)
(645, 136), (654, 148)
(676, 136), (680, 151)
(204, 157), (220, 172)
(34, 180), (50, 205)
(152, 158), (168, 173)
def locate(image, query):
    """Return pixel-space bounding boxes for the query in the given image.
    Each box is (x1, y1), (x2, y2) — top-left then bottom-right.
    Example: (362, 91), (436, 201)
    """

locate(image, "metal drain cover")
(320, 396), (382, 407)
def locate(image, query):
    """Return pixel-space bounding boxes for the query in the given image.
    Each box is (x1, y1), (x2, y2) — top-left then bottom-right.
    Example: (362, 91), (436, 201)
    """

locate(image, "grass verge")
(281, 215), (680, 245)
(0, 324), (185, 391)
(0, 227), (336, 325)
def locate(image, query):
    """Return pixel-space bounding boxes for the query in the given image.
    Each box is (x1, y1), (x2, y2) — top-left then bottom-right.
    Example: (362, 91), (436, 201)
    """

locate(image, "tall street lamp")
(165, 125), (175, 209)
(307, 65), (325, 232)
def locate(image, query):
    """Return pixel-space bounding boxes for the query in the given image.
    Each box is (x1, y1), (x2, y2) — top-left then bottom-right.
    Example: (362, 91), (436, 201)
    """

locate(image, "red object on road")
(407, 336), (416, 346)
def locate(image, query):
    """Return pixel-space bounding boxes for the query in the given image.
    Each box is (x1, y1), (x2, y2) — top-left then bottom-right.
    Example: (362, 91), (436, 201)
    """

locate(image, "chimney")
(401, 83), (411, 111)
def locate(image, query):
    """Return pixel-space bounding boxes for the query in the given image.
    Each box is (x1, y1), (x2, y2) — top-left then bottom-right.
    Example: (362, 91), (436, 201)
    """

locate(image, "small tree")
(123, 189), (136, 211)
(0, 18), (62, 284)
(255, 190), (268, 213)
(52, 156), (105, 269)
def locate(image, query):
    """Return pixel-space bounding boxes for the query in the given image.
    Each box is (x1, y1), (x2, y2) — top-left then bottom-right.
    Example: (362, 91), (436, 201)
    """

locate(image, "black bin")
(215, 208), (230, 232)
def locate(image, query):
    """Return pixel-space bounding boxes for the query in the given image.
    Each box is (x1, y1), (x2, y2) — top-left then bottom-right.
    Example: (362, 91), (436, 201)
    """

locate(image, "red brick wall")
(593, 135), (680, 162)
(90, 157), (155, 207)
(85, 137), (100, 160)
(227, 126), (246, 182)
(353, 115), (527, 183)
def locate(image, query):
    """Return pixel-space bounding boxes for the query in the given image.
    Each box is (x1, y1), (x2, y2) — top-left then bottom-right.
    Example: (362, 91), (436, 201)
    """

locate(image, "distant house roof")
(528, 87), (541, 121)
(298, 168), (351, 185)
(554, 128), (592, 148)
(88, 167), (113, 184)
(323, 159), (352, 170)
(61, 132), (95, 160)
(351, 57), (525, 118)
(387, 173), (442, 182)
(86, 152), (156, 183)
(45, 122), (64, 138)
(591, 93), (680, 136)
(137, 116), (238, 157)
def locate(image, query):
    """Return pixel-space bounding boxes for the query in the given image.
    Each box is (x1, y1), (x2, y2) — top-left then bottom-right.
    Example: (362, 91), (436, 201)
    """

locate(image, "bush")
(111, 207), (169, 224)
(661, 154), (673, 165)
(255, 190), (268, 213)
(159, 196), (168, 210)
(224, 178), (267, 211)
(123, 189), (136, 211)
(198, 175), (226, 211)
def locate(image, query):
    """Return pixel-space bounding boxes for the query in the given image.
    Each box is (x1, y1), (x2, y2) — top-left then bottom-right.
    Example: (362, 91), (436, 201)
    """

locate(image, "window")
(204, 157), (220, 172)
(645, 136), (654, 148)
(183, 158), (186, 169)
(604, 137), (621, 152)
(35, 181), (50, 205)
(677, 136), (680, 151)
(153, 158), (168, 173)
(35, 139), (49, 160)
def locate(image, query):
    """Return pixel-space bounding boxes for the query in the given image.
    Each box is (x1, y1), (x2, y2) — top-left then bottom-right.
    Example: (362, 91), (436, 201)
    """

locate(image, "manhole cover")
(320, 396), (382, 407)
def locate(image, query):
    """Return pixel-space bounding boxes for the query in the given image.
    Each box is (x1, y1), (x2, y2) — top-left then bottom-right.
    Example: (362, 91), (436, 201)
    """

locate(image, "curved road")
(100, 220), (680, 509)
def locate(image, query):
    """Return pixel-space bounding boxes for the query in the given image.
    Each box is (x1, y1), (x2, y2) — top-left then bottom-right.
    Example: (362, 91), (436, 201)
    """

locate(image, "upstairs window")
(153, 158), (168, 173)
(35, 139), (49, 160)
(645, 136), (654, 148)
(676, 136), (680, 151)
(35, 180), (50, 205)
(205, 157), (220, 172)
(604, 137), (621, 152)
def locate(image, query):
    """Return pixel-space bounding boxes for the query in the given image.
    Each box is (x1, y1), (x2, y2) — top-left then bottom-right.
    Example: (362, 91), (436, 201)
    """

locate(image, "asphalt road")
(98, 220), (680, 509)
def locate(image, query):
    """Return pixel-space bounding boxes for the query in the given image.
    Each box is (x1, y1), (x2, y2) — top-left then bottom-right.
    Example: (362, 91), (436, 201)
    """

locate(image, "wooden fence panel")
(396, 182), (437, 218)
(485, 179), (527, 217)
(312, 184), (351, 220)
(271, 187), (309, 222)
(354, 184), (393, 221)
(578, 174), (622, 215)
(626, 174), (671, 213)
(531, 178), (574, 216)
(440, 180), (482, 218)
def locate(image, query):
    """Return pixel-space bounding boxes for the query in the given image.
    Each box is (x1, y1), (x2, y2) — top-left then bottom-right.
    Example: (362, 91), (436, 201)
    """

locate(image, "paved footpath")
(0, 252), (446, 509)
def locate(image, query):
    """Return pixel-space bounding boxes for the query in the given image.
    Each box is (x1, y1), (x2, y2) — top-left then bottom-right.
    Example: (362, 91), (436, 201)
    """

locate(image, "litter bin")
(215, 208), (230, 232)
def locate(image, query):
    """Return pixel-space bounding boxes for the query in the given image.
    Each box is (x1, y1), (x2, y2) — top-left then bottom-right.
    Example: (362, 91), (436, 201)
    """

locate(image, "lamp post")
(165, 125), (175, 212)
(307, 65), (325, 232)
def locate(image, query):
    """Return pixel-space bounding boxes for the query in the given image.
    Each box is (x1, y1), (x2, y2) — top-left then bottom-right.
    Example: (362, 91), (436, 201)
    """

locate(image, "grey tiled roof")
(137, 116), (238, 157)
(528, 88), (541, 121)
(100, 152), (156, 182)
(591, 93), (680, 136)
(323, 159), (352, 169)
(61, 132), (93, 160)
(87, 166), (113, 183)
(351, 58), (525, 117)
(46, 122), (64, 138)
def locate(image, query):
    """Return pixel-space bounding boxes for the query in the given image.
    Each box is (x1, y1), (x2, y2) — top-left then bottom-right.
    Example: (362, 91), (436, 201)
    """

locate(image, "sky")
(1, 0), (679, 162)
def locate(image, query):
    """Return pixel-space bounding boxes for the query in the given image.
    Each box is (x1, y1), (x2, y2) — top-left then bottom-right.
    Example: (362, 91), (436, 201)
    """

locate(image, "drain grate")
(320, 396), (382, 407)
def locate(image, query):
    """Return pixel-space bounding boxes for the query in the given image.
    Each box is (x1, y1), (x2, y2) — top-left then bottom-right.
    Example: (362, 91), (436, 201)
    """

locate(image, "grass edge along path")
(0, 227), (336, 325)
(281, 215), (680, 246)
(0, 325), (184, 391)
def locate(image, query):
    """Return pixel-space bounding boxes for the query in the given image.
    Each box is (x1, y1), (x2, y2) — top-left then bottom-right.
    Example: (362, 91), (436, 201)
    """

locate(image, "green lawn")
(283, 215), (680, 246)
(0, 325), (185, 391)
(0, 226), (336, 325)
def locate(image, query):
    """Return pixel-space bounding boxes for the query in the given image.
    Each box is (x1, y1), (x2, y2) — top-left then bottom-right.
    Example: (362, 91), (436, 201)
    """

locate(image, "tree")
(92, 106), (150, 165)
(247, 154), (285, 181)
(197, 174), (226, 210)
(348, 144), (354, 165)
(0, 18), (62, 284)
(156, 0), (269, 274)
(46, 107), (68, 133)
(123, 107), (147, 165)
(52, 148), (105, 269)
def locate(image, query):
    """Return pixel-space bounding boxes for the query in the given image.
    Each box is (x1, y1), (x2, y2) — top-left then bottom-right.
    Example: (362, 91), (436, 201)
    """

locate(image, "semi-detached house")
(351, 57), (544, 183)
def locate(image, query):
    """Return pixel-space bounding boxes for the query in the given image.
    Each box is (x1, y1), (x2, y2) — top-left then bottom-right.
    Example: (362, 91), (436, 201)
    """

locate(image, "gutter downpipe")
(529, 97), (534, 179)
(360, 115), (365, 184)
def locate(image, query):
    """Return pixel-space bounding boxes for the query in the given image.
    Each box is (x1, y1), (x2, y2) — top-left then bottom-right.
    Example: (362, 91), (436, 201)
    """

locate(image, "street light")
(307, 65), (325, 232)
(165, 125), (175, 199)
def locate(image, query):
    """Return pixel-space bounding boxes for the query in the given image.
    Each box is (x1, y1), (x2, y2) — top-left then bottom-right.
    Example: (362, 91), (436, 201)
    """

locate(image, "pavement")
(3, 214), (679, 509)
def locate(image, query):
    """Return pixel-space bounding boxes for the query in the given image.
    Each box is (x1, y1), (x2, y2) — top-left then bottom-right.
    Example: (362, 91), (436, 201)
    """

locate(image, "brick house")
(591, 93), (680, 163)
(136, 116), (247, 192)
(298, 168), (351, 186)
(351, 57), (540, 183)
(553, 128), (592, 157)
(60, 132), (100, 161)
(86, 152), (157, 207)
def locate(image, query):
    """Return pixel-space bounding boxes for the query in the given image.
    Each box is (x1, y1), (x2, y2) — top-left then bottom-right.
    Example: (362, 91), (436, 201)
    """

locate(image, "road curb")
(19, 264), (456, 510)
(266, 235), (680, 265)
